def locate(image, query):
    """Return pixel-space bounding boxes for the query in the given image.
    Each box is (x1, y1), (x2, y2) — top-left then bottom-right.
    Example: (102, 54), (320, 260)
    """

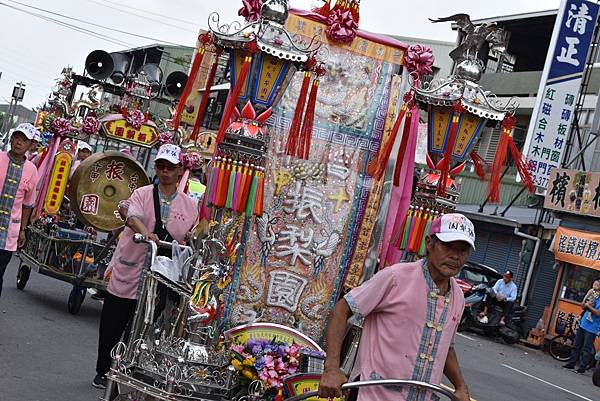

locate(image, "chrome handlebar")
(284, 379), (459, 401)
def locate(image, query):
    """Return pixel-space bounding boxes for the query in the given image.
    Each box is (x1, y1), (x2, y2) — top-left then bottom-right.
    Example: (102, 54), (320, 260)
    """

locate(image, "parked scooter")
(458, 283), (527, 344)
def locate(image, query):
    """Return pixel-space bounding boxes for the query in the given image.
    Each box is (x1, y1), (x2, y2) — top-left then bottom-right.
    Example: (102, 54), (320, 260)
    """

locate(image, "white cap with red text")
(429, 213), (476, 250)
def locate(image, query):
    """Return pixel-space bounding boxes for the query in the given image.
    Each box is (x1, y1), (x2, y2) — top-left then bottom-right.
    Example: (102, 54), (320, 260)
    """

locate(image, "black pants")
(96, 292), (137, 375)
(568, 327), (597, 369)
(486, 296), (514, 319)
(0, 249), (14, 298)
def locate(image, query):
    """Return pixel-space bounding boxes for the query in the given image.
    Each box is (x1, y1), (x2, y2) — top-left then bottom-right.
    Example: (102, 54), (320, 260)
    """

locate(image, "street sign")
(522, 0), (600, 190)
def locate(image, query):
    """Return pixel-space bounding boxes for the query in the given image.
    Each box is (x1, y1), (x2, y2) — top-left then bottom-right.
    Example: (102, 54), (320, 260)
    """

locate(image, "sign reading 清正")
(553, 226), (600, 270)
(523, 0), (599, 190)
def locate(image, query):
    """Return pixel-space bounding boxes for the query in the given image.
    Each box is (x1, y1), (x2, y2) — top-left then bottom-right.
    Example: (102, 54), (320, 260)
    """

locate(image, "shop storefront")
(548, 226), (600, 348)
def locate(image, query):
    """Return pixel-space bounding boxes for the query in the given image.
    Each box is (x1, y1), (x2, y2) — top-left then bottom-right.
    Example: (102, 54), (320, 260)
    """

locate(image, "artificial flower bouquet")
(230, 338), (303, 396)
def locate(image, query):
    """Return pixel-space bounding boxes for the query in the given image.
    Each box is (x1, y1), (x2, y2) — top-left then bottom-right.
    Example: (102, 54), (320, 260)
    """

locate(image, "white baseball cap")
(155, 144), (181, 165)
(77, 141), (93, 152)
(429, 213), (476, 250)
(12, 123), (39, 140)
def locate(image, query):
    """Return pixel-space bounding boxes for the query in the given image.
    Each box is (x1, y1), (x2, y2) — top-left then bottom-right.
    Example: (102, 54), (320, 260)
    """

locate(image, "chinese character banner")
(523, 0), (599, 189)
(553, 226), (600, 270)
(222, 27), (401, 342)
(544, 167), (600, 217)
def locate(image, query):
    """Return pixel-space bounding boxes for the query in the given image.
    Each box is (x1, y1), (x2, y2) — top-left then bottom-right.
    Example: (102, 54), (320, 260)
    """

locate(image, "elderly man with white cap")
(0, 123), (39, 298)
(319, 213), (474, 401)
(92, 144), (199, 389)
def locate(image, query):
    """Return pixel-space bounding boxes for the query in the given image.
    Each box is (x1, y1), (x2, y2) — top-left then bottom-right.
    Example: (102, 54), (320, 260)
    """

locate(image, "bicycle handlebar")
(283, 379), (459, 401)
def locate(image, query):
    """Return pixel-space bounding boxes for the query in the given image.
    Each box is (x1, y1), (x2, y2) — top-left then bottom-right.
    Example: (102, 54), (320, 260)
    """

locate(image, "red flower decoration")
(81, 115), (100, 135)
(404, 44), (435, 80)
(326, 9), (358, 44)
(180, 152), (201, 170)
(51, 117), (71, 136)
(125, 109), (146, 129)
(238, 0), (263, 22)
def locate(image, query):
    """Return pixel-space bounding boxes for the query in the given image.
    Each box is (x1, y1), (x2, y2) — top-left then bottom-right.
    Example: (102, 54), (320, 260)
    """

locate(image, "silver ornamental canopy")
(208, 0), (319, 63)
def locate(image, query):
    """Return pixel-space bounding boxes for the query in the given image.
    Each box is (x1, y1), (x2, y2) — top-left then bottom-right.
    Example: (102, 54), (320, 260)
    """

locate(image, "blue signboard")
(548, 0), (600, 83)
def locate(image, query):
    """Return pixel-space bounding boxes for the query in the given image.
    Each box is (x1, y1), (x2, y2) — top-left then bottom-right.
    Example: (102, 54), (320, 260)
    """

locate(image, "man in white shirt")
(484, 270), (518, 325)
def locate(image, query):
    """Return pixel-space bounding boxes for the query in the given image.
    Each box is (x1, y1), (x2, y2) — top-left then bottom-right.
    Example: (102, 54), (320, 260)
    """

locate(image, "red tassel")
(368, 104), (407, 179)
(393, 109), (414, 186)
(470, 151), (488, 180)
(488, 116), (514, 203)
(508, 138), (535, 193)
(214, 160), (229, 207)
(314, 0), (331, 17)
(437, 103), (464, 196)
(285, 72), (311, 157)
(216, 55), (252, 144)
(172, 46), (206, 130)
(298, 78), (319, 160)
(239, 165), (254, 212)
(350, 1), (360, 25)
(191, 50), (221, 141)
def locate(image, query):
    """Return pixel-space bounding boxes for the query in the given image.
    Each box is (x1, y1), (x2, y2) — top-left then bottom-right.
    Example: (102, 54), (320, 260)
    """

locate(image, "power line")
(93, 0), (200, 27)
(84, 0), (199, 34)
(0, 2), (135, 47)
(4, 0), (187, 47)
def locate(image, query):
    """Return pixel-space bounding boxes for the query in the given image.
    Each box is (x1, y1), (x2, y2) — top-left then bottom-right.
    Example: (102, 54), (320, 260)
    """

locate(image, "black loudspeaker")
(164, 71), (188, 98)
(137, 63), (163, 92)
(85, 50), (114, 80)
(109, 53), (131, 84)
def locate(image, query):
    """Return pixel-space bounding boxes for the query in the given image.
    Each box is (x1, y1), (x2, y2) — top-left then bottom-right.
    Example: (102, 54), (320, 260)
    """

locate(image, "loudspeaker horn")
(138, 63), (163, 92)
(109, 53), (131, 84)
(164, 71), (188, 98)
(85, 50), (114, 80)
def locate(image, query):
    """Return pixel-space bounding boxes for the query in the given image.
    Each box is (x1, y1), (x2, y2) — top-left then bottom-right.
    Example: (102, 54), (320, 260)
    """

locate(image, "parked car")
(456, 261), (502, 295)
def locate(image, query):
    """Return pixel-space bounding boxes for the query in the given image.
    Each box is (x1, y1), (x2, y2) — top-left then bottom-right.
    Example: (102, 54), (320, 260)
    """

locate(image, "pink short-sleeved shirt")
(107, 185), (199, 300)
(344, 260), (464, 401)
(0, 152), (38, 251)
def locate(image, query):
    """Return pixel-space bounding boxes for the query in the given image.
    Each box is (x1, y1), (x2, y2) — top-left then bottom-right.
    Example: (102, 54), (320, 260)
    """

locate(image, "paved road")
(0, 256), (104, 401)
(450, 331), (599, 401)
(1, 255), (599, 401)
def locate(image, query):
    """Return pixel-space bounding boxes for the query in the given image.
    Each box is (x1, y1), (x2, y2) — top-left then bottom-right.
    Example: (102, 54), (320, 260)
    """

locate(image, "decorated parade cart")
(96, 0), (471, 400)
(9, 0), (541, 398)
(13, 59), (206, 314)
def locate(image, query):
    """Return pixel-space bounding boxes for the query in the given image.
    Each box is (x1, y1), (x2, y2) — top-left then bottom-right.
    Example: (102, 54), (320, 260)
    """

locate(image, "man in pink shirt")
(319, 213), (474, 401)
(0, 123), (39, 298)
(92, 144), (199, 389)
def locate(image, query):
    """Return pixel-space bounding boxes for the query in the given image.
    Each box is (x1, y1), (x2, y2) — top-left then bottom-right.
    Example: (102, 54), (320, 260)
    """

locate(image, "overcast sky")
(0, 0), (559, 109)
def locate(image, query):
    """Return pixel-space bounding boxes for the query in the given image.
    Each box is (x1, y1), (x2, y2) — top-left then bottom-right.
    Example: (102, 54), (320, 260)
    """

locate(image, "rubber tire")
(593, 364), (600, 386)
(16, 265), (31, 290)
(499, 326), (520, 344)
(67, 287), (86, 315)
(549, 334), (573, 362)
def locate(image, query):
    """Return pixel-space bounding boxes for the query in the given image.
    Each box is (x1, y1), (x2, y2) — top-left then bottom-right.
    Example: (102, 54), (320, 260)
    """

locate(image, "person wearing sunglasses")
(92, 144), (199, 389)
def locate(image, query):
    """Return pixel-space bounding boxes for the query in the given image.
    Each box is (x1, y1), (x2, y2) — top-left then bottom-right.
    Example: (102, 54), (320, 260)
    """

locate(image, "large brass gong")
(70, 151), (150, 231)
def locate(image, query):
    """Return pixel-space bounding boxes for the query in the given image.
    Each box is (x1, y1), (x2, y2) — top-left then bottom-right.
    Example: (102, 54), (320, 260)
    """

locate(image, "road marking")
(439, 383), (477, 401)
(501, 363), (594, 401)
(456, 332), (476, 341)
